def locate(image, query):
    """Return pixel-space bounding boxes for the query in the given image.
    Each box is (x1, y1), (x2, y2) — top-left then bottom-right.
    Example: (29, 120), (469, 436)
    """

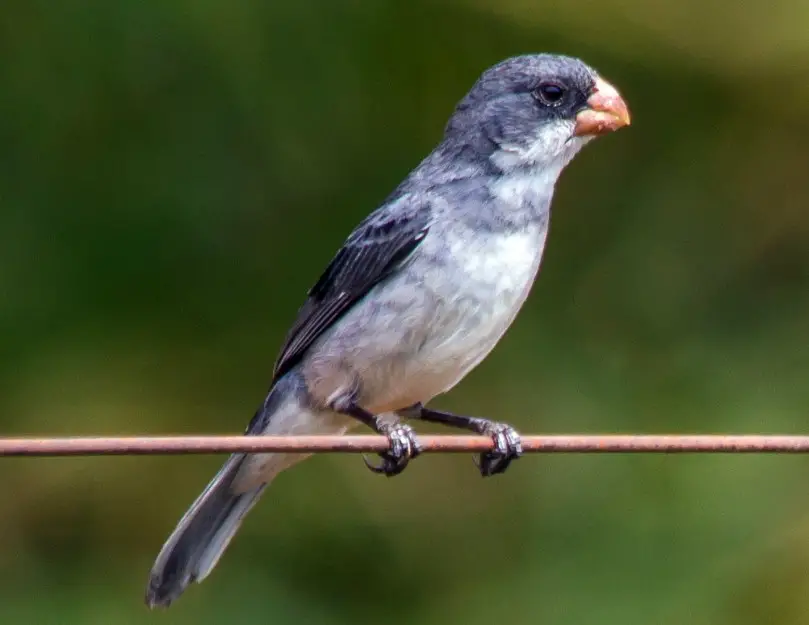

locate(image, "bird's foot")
(474, 422), (523, 477)
(364, 422), (422, 477)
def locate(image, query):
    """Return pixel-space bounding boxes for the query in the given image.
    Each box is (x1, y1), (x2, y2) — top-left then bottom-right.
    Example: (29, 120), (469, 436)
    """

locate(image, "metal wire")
(2, 434), (809, 457)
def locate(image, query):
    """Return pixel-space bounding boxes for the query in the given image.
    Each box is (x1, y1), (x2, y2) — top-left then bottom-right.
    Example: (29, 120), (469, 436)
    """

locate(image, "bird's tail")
(145, 372), (316, 608)
(144, 452), (266, 608)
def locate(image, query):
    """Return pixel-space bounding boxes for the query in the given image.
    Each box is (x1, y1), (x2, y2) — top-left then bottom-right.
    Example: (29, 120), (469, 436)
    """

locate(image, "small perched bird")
(146, 53), (630, 608)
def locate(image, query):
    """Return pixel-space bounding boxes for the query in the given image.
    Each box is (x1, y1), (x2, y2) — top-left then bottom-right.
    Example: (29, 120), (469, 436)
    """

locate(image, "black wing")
(271, 199), (431, 383)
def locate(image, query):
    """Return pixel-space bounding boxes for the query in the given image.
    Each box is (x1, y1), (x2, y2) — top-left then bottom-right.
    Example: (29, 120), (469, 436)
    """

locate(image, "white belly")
(430, 228), (546, 383)
(365, 226), (548, 411)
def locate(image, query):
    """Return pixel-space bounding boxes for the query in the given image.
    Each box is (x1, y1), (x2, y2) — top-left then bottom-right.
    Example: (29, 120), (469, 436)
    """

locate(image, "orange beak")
(573, 76), (631, 137)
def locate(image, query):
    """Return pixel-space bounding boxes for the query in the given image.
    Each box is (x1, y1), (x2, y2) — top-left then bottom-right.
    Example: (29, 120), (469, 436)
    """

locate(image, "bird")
(145, 53), (630, 608)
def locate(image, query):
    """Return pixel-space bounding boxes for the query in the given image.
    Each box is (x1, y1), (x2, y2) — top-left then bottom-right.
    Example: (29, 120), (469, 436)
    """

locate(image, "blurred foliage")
(2, 0), (809, 623)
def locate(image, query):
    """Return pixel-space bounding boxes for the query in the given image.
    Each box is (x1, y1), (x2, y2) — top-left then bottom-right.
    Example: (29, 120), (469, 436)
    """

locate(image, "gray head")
(444, 54), (630, 172)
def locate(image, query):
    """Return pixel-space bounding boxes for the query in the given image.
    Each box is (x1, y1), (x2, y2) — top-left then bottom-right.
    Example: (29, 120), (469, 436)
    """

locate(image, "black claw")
(363, 423), (422, 477)
(475, 423), (522, 477)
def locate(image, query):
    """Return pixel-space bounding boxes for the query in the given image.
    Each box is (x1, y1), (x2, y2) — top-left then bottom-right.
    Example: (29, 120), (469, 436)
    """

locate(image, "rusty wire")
(1, 434), (809, 457)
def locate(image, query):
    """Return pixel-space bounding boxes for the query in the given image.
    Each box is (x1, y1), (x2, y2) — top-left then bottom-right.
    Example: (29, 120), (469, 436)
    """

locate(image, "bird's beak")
(573, 77), (631, 137)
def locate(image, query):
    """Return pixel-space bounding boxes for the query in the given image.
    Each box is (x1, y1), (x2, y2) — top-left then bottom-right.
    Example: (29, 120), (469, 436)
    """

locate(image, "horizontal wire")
(2, 434), (809, 457)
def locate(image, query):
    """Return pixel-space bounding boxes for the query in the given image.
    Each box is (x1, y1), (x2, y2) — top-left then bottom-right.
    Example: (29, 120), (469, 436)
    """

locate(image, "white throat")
(487, 120), (591, 207)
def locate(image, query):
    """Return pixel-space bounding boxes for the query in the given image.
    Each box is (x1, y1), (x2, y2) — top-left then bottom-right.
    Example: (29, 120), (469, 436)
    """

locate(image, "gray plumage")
(146, 53), (629, 608)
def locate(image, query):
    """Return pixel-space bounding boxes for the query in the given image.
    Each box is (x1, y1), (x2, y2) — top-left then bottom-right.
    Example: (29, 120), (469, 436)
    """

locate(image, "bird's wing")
(271, 196), (431, 383)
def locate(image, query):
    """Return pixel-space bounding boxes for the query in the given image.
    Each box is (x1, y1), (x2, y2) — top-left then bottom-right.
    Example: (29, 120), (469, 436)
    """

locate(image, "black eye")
(533, 82), (566, 106)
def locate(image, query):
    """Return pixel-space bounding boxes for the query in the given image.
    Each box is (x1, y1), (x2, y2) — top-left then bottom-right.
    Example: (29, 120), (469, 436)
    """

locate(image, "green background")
(3, 1), (809, 623)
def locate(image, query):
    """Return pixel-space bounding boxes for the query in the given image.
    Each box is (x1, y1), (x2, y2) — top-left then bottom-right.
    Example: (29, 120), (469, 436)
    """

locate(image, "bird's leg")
(401, 403), (522, 477)
(331, 398), (422, 476)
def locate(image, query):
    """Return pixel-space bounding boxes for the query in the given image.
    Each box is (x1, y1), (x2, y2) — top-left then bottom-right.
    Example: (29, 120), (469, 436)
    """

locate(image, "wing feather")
(271, 199), (431, 382)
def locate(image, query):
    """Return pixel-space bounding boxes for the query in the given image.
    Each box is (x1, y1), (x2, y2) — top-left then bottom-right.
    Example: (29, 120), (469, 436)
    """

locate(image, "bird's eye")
(533, 82), (566, 106)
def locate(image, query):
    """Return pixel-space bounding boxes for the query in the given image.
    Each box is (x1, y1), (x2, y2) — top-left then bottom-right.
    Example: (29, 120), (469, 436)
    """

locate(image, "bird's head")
(445, 54), (630, 172)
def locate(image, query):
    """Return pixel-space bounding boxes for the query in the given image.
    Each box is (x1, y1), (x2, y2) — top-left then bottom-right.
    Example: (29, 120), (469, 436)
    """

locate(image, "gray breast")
(303, 213), (549, 412)
(384, 221), (548, 402)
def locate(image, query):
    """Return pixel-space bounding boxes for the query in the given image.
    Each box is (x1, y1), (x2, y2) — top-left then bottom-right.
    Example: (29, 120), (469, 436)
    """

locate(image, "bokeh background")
(3, 0), (809, 623)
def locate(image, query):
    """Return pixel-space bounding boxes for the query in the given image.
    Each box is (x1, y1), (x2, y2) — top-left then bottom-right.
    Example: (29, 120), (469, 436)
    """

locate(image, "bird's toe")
(475, 422), (523, 477)
(363, 423), (422, 476)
